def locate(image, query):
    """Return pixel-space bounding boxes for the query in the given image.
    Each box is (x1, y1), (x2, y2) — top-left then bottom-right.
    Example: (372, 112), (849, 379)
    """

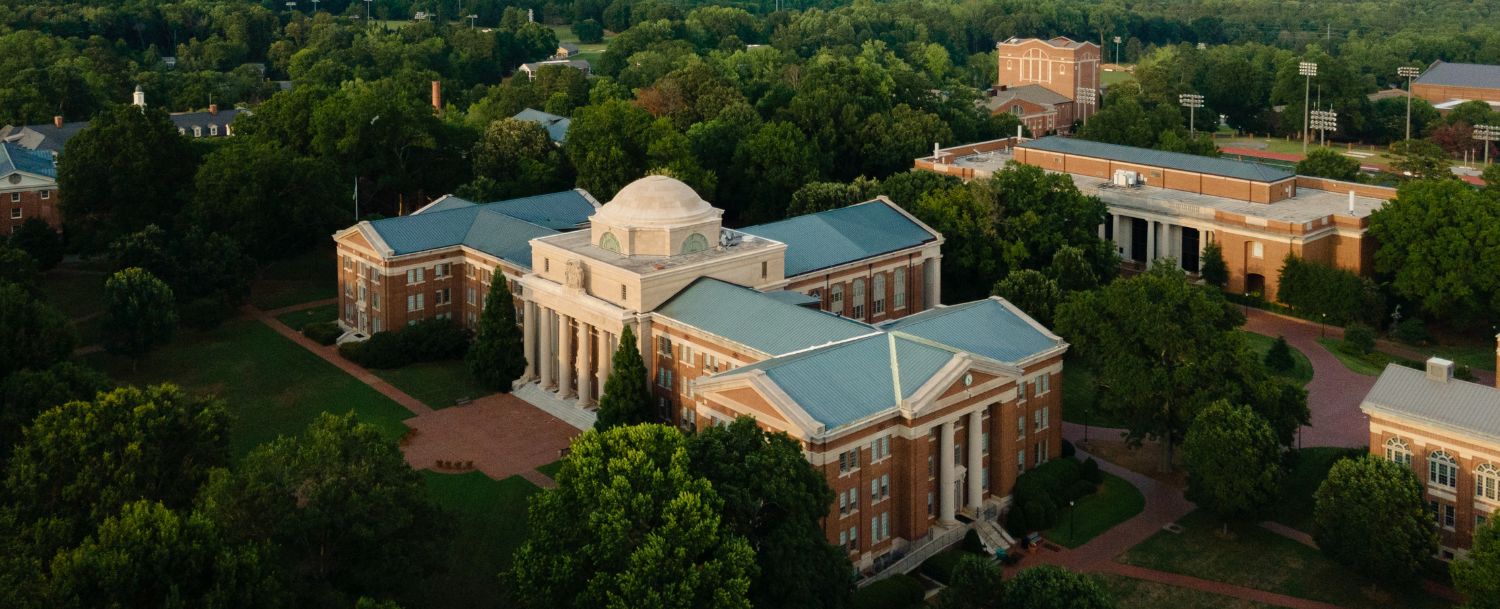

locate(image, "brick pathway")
(248, 305), (578, 483)
(1242, 309), (1375, 448)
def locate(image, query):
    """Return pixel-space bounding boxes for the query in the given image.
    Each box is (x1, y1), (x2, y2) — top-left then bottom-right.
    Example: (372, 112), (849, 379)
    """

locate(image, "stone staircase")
(973, 518), (1014, 555)
(512, 383), (597, 431)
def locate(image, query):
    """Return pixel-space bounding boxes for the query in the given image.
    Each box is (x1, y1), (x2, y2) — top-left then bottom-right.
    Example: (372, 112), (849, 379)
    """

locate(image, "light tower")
(1179, 92), (1204, 138)
(1398, 66), (1420, 142)
(1299, 61), (1318, 154)
(1310, 109), (1338, 146)
(1076, 87), (1096, 127)
(1474, 124), (1499, 166)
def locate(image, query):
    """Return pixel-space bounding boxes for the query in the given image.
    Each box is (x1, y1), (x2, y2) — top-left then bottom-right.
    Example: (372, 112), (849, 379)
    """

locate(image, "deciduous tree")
(461, 118), (572, 201)
(1313, 455), (1437, 581)
(1183, 401), (1283, 526)
(1296, 148), (1361, 181)
(937, 554), (1004, 609)
(191, 137), (345, 260)
(0, 281), (74, 379)
(465, 276), (526, 391)
(56, 105), (197, 249)
(0, 362), (109, 452)
(1368, 179), (1500, 326)
(1452, 519), (1500, 609)
(1003, 565), (1113, 609)
(101, 268), (177, 365)
(992, 269), (1061, 326)
(8, 218), (63, 271)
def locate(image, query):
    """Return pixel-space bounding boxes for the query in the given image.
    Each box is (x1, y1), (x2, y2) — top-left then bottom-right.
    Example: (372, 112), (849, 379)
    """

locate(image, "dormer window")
(209, 124), (219, 136)
(192, 126), (202, 137)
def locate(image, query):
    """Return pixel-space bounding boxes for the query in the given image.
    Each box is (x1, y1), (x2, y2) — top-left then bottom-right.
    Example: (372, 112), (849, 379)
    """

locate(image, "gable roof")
(0, 122), (87, 154)
(1415, 61), (1500, 91)
(1362, 364), (1500, 443)
(521, 59), (591, 72)
(654, 278), (874, 357)
(883, 299), (1061, 365)
(363, 189), (597, 267)
(512, 108), (571, 143)
(740, 199), (938, 276)
(991, 84), (1071, 109)
(0, 142), (58, 179)
(170, 108), (246, 132)
(1019, 136), (1295, 183)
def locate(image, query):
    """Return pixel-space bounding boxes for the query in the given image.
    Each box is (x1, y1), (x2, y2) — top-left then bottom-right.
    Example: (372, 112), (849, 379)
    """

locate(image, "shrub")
(1006, 458), (1094, 534)
(1264, 335), (1295, 372)
(1080, 457), (1102, 484)
(1392, 317), (1430, 345)
(339, 318), (470, 369)
(1066, 479), (1099, 502)
(852, 574), (924, 609)
(920, 550), (969, 584)
(962, 529), (985, 554)
(302, 321), (343, 346)
(1276, 255), (1385, 326)
(1060, 438), (1076, 458)
(1342, 323), (1376, 355)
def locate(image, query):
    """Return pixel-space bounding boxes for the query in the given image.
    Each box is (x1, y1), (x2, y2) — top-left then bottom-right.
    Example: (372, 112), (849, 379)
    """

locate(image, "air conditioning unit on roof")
(1112, 169), (1139, 187)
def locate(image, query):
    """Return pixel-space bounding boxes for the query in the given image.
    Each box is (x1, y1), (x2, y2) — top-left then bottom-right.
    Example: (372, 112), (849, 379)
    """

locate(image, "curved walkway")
(1243, 308), (1375, 448)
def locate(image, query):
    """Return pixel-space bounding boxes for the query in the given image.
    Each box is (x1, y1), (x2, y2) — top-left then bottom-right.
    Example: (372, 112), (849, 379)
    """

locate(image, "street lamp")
(1179, 93), (1204, 138)
(1077, 87), (1096, 126)
(1299, 61), (1318, 154)
(1398, 66), (1420, 142)
(1320, 312), (1327, 338)
(1310, 108), (1338, 146)
(1474, 124), (1499, 166)
(1113, 36), (1122, 65)
(1069, 500), (1076, 541)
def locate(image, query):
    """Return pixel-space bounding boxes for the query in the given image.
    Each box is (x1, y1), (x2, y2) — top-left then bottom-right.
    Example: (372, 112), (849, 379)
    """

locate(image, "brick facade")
(0, 185), (60, 234)
(1367, 416), (1500, 556)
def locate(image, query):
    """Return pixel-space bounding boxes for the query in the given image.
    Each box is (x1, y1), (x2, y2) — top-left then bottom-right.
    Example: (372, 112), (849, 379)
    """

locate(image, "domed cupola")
(589, 175), (723, 257)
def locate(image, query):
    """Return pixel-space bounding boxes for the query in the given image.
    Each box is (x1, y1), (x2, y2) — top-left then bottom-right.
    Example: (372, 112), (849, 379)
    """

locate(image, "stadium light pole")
(1299, 61), (1318, 154)
(1113, 36), (1121, 64)
(1475, 124), (1499, 166)
(1179, 92), (1204, 138)
(1311, 109), (1338, 147)
(467, 13), (478, 28)
(1077, 87), (1096, 127)
(1398, 66), (1421, 142)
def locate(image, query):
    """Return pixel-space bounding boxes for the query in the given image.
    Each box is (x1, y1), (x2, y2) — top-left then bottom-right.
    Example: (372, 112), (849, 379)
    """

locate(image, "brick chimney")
(431, 81), (442, 116)
(208, 103), (218, 116)
(53, 116), (63, 128)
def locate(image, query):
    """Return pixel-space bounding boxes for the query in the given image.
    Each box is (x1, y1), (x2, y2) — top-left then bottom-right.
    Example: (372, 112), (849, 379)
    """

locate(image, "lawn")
(1061, 359), (1128, 429)
(1269, 447), (1363, 532)
(1101, 69), (1134, 87)
(375, 360), (495, 409)
(276, 303), (339, 331)
(1240, 331), (1314, 386)
(536, 460), (563, 479)
(1045, 472), (1146, 548)
(1216, 136), (1399, 166)
(85, 318), (413, 457)
(406, 471), (541, 609)
(1096, 573), (1275, 609)
(39, 267), (107, 319)
(250, 247), (337, 311)
(1316, 338), (1398, 376)
(1120, 511), (1452, 609)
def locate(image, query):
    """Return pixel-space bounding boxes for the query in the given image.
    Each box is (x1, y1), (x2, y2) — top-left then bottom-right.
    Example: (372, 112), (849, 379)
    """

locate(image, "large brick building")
(916, 136), (1392, 301)
(333, 175), (1066, 571)
(1362, 355), (1500, 559)
(989, 37), (1101, 135)
(0, 142), (60, 234)
(1411, 61), (1500, 111)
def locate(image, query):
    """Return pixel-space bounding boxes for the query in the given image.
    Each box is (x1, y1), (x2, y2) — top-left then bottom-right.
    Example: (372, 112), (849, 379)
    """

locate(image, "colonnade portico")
(1101, 212), (1206, 273)
(933, 407), (993, 528)
(519, 288), (624, 408)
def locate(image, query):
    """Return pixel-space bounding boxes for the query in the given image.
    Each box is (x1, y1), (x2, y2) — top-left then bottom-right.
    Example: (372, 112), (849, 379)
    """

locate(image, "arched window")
(599, 232), (620, 253)
(852, 278), (866, 319)
(1384, 437), (1411, 466)
(1011, 104), (1024, 116)
(1021, 48), (1049, 83)
(1429, 451), (1458, 488)
(681, 233), (708, 254)
(1478, 463), (1499, 501)
(872, 273), (887, 315)
(831, 283), (845, 315)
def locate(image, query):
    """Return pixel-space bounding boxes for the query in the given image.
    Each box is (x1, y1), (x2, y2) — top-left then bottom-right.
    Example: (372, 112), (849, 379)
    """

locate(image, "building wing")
(740, 199), (939, 277)
(1361, 364), (1500, 443)
(654, 277), (874, 357)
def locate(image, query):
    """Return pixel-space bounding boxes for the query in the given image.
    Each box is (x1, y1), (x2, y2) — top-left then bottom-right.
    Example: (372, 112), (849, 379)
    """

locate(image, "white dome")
(593, 175), (721, 228)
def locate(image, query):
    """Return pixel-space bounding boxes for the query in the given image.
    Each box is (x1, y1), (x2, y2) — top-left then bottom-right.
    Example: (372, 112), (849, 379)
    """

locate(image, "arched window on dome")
(1384, 437), (1411, 466)
(681, 233), (708, 254)
(599, 232), (620, 253)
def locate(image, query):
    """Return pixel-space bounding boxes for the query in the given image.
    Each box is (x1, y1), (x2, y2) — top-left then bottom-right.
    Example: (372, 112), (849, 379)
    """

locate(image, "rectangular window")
(373, 318), (383, 332)
(466, 264), (475, 279)
(406, 267), (425, 284)
(848, 526), (858, 551)
(872, 273), (886, 315)
(982, 467), (990, 490)
(656, 367), (673, 390)
(1443, 504), (1457, 529)
(881, 512), (889, 540)
(871, 517), (878, 542)
(893, 270), (906, 310)
(434, 263), (451, 278)
(981, 432), (990, 454)
(1017, 449), (1026, 473)
(9, 193), (19, 203)
(851, 279), (866, 319)
(927, 455), (934, 478)
(840, 530), (848, 547)
(39, 190), (49, 200)
(870, 479), (878, 500)
(1034, 409), (1042, 431)
(839, 491), (848, 515)
(372, 293), (380, 310)
(1251, 242), (1264, 259)
(434, 288), (451, 306)
(466, 287), (476, 305)
(1017, 415), (1025, 440)
(10, 207), (21, 220)
(928, 492), (935, 517)
(880, 474), (889, 499)
(1041, 374), (1051, 394)
(657, 336), (672, 358)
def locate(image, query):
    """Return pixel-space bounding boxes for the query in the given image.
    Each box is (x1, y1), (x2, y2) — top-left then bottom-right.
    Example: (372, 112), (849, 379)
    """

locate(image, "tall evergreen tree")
(1200, 241), (1228, 288)
(595, 325), (654, 429)
(466, 276), (526, 392)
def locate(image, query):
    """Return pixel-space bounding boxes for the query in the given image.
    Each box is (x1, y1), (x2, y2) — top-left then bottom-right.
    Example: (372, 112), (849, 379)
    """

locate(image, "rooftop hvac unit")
(1112, 169), (1140, 187)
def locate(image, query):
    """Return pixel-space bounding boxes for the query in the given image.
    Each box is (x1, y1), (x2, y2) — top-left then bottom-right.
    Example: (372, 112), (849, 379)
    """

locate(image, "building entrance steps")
(513, 382), (597, 431)
(974, 518), (1013, 554)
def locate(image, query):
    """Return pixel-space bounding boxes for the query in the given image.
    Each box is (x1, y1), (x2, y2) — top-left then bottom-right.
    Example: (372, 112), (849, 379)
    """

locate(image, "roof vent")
(1426, 357), (1454, 383)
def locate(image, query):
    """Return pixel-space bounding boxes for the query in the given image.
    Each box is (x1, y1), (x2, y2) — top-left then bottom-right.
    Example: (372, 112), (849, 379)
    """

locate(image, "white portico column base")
(938, 420), (957, 526)
(966, 410), (984, 512)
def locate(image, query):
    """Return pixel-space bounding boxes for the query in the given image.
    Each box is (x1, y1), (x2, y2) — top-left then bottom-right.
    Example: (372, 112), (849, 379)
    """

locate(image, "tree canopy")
(1313, 455), (1437, 581)
(1182, 401), (1283, 524)
(1368, 179), (1500, 327)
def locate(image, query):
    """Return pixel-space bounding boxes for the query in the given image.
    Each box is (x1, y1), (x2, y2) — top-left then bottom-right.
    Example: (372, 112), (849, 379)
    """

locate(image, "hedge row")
(338, 318), (470, 369)
(302, 321), (342, 346)
(1005, 457), (1102, 535)
(1276, 255), (1385, 327)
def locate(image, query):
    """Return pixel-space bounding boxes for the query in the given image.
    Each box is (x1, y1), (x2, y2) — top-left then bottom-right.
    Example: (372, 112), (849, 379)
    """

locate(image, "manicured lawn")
(407, 471), (541, 609)
(1316, 338), (1395, 376)
(1096, 573), (1275, 609)
(1061, 359), (1128, 429)
(1269, 447), (1363, 532)
(1101, 69), (1134, 87)
(39, 268), (107, 319)
(1045, 472), (1146, 548)
(276, 303), (339, 331)
(375, 360), (495, 410)
(1396, 341), (1495, 374)
(1240, 331), (1314, 386)
(536, 460), (563, 479)
(250, 247), (337, 311)
(1120, 511), (1452, 609)
(85, 318), (413, 457)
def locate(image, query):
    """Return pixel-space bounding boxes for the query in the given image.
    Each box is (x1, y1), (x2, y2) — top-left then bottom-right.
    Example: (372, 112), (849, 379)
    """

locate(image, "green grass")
(545, 23), (612, 49)
(275, 303), (339, 331)
(1216, 137), (1399, 165)
(1120, 511), (1452, 609)
(250, 247), (337, 311)
(1240, 331), (1315, 386)
(1101, 69), (1135, 87)
(374, 360), (494, 409)
(408, 471), (541, 609)
(1045, 472), (1146, 548)
(1096, 573), (1276, 609)
(39, 268), (107, 319)
(1061, 359), (1128, 429)
(1316, 338), (1395, 376)
(536, 460), (562, 479)
(1270, 447), (1363, 532)
(85, 318), (413, 457)
(1401, 342), (1495, 373)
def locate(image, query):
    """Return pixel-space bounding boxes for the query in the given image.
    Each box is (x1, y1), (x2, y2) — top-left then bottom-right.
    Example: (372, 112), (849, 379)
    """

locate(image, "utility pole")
(1398, 66), (1420, 142)
(1179, 93), (1204, 137)
(1299, 61), (1318, 154)
(1475, 124), (1499, 166)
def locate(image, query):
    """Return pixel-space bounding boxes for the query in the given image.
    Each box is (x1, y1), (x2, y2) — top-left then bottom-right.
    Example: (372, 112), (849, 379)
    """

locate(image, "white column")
(538, 307), (554, 389)
(596, 330), (611, 394)
(967, 410), (984, 511)
(1197, 229), (1207, 273)
(577, 323), (593, 406)
(1145, 219), (1157, 267)
(522, 300), (537, 381)
(557, 313), (574, 398)
(1112, 214), (1127, 256)
(938, 420), (956, 526)
(1097, 220), (1106, 240)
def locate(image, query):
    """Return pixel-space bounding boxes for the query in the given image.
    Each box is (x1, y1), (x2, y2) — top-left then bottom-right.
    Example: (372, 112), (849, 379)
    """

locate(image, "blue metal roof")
(884, 299), (1060, 364)
(0, 142), (57, 178)
(724, 334), (954, 428)
(741, 200), (937, 276)
(655, 278), (874, 356)
(513, 108), (571, 144)
(762, 290), (822, 307)
(1415, 61), (1500, 90)
(1019, 136), (1295, 183)
(364, 190), (595, 267)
